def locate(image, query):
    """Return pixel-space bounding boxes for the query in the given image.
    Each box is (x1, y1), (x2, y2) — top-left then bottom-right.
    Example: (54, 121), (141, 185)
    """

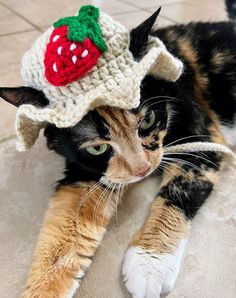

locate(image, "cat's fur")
(1, 2), (236, 297)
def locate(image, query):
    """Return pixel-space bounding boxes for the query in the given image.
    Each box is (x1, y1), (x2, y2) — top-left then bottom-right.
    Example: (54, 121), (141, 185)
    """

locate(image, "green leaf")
(53, 5), (107, 52)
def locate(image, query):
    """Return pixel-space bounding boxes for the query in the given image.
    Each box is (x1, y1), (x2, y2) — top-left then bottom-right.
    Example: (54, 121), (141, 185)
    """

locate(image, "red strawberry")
(44, 5), (106, 87)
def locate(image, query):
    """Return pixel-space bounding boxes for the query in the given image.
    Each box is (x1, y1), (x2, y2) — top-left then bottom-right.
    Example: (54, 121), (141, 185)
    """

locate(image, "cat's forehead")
(74, 106), (145, 142)
(97, 107), (144, 134)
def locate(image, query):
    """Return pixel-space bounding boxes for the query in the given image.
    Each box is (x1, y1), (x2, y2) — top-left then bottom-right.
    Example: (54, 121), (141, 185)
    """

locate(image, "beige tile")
(157, 16), (176, 27)
(113, 10), (175, 29)
(91, 0), (138, 15)
(1, 0), (138, 28)
(0, 30), (41, 140)
(0, 4), (34, 35)
(120, 0), (187, 9)
(0, 102), (16, 140)
(150, 0), (227, 23)
(114, 10), (151, 29)
(0, 137), (64, 298)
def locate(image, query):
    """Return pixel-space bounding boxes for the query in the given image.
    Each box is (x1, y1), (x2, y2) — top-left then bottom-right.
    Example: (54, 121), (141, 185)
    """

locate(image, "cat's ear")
(0, 86), (49, 107)
(130, 7), (183, 82)
(129, 7), (161, 59)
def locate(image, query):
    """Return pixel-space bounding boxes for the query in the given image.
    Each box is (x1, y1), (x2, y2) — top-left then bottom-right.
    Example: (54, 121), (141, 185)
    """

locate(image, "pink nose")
(134, 164), (151, 177)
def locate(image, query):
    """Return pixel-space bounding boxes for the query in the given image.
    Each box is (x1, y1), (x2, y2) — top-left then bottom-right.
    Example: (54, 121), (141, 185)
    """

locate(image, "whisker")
(102, 183), (117, 227)
(140, 99), (178, 112)
(159, 159), (193, 177)
(75, 181), (103, 246)
(163, 152), (220, 169)
(139, 95), (183, 109)
(93, 182), (112, 226)
(164, 135), (210, 148)
(76, 181), (102, 221)
(163, 157), (207, 175)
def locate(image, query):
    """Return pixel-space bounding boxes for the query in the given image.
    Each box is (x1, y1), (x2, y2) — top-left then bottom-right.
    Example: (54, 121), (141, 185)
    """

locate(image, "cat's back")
(154, 21), (236, 126)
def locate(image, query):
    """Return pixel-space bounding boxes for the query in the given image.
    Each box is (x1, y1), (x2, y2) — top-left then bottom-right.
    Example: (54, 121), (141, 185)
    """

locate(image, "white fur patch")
(66, 270), (84, 298)
(122, 239), (187, 298)
(220, 123), (236, 147)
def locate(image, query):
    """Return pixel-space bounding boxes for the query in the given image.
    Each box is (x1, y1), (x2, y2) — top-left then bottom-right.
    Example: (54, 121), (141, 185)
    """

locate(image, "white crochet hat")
(17, 5), (183, 151)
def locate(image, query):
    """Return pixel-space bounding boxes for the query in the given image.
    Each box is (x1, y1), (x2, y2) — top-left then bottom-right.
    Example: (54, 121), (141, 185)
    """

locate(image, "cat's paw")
(122, 239), (187, 298)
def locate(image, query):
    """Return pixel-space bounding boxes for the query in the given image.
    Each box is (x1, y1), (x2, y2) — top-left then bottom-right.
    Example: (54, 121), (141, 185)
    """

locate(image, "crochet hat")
(17, 5), (183, 151)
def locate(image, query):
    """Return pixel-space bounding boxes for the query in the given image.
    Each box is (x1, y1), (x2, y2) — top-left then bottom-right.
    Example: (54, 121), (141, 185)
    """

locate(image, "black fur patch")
(44, 110), (113, 186)
(160, 176), (213, 219)
(0, 86), (49, 107)
(155, 22), (236, 125)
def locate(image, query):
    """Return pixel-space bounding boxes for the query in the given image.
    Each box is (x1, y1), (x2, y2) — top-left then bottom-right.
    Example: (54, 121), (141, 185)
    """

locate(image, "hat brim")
(16, 46), (183, 151)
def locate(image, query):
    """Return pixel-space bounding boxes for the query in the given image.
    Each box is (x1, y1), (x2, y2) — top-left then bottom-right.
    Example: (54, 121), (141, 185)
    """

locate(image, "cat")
(1, 1), (236, 297)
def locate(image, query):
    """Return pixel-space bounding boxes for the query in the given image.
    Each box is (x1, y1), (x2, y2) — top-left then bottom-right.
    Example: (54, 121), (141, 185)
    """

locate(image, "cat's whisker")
(93, 182), (112, 226)
(158, 161), (181, 177)
(102, 182), (117, 227)
(164, 135), (210, 148)
(163, 157), (208, 176)
(163, 152), (220, 169)
(140, 99), (177, 112)
(114, 183), (120, 225)
(76, 181), (103, 218)
(161, 158), (197, 178)
(139, 95), (183, 110)
(75, 181), (104, 246)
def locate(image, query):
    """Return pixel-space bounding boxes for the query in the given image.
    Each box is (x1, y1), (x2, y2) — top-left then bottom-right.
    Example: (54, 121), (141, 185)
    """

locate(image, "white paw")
(122, 239), (187, 298)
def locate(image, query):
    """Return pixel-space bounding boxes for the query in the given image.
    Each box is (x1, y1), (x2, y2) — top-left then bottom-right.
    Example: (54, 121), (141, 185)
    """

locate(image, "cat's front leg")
(123, 159), (221, 298)
(22, 183), (117, 298)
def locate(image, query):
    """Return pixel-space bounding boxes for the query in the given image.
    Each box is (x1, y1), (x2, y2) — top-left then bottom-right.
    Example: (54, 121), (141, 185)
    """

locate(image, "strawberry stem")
(53, 5), (106, 52)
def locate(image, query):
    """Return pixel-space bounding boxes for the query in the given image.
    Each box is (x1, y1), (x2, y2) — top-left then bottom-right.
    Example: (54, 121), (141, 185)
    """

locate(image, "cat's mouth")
(100, 168), (154, 186)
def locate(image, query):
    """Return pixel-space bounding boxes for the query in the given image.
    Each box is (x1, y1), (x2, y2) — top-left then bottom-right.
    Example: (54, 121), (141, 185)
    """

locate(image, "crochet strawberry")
(44, 5), (107, 86)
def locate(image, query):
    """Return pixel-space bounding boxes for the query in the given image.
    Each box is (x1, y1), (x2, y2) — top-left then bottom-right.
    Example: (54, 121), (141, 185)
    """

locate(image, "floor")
(1, 1), (235, 298)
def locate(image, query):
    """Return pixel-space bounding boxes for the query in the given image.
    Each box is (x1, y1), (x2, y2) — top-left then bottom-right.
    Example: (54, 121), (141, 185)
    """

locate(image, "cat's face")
(44, 76), (170, 185)
(82, 107), (166, 184)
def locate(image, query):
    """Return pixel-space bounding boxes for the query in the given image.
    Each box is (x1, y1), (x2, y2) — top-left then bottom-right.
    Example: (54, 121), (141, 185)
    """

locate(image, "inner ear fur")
(0, 86), (49, 107)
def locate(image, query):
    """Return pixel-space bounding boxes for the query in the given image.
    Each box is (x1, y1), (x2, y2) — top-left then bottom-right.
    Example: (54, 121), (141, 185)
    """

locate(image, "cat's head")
(0, 9), (174, 185)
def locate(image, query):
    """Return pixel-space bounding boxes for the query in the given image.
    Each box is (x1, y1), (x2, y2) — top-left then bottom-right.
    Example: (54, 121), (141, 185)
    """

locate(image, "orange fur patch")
(22, 185), (117, 297)
(131, 197), (189, 254)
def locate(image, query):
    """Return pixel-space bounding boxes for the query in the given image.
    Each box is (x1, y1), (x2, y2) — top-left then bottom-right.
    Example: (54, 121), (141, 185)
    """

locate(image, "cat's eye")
(85, 144), (110, 156)
(139, 111), (156, 131)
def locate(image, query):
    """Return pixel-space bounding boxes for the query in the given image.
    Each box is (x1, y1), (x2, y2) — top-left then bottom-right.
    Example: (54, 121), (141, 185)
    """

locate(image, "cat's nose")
(134, 164), (151, 177)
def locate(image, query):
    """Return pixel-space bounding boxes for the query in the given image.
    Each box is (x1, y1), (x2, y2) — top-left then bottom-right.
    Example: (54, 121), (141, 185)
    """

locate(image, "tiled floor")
(1, 1), (236, 298)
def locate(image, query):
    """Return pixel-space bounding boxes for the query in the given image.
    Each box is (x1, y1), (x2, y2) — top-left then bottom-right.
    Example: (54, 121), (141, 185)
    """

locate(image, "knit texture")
(44, 26), (102, 86)
(54, 5), (106, 52)
(17, 5), (184, 151)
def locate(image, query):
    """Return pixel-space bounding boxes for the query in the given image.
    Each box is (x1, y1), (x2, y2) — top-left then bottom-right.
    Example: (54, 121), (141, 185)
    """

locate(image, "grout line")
(0, 1), (41, 32)
(38, 8), (140, 30)
(0, 134), (16, 145)
(118, 0), (147, 11)
(0, 28), (38, 38)
(118, 0), (182, 14)
(159, 16), (177, 25)
(158, 15), (179, 24)
(111, 9), (140, 16)
(118, 0), (186, 9)
(118, 0), (179, 25)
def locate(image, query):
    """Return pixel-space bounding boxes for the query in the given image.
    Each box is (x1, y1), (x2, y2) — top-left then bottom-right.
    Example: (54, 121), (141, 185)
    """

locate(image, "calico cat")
(1, 2), (236, 297)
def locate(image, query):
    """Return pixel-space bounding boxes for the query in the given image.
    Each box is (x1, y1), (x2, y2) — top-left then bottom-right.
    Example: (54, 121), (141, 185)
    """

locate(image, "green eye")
(139, 111), (156, 131)
(85, 144), (110, 156)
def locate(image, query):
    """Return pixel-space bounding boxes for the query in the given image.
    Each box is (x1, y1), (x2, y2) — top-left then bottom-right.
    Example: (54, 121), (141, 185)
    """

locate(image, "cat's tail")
(225, 0), (236, 20)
